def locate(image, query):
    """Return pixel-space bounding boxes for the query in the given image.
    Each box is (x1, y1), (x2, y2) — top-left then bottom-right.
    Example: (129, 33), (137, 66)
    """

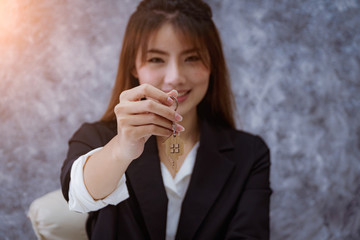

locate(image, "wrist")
(108, 135), (134, 166)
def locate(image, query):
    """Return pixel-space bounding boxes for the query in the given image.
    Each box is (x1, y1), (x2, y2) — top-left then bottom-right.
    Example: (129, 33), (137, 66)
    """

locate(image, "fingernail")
(175, 112), (183, 122)
(176, 124), (185, 132)
(171, 89), (178, 96)
(167, 96), (174, 104)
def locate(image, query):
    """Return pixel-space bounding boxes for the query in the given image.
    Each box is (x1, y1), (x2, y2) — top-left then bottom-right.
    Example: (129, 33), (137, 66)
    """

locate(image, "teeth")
(178, 91), (188, 97)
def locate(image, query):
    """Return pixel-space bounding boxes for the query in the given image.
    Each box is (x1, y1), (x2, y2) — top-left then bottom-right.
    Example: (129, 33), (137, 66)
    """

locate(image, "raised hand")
(113, 83), (184, 162)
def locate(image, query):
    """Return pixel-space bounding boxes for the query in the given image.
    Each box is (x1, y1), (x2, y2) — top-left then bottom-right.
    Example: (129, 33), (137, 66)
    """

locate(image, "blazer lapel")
(126, 136), (168, 240)
(176, 121), (235, 239)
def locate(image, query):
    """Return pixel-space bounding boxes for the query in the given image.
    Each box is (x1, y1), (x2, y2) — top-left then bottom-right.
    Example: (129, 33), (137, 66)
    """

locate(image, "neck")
(180, 109), (200, 142)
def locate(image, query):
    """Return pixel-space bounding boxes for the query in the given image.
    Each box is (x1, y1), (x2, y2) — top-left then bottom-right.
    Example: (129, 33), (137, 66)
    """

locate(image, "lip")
(163, 89), (191, 103)
(176, 90), (191, 103)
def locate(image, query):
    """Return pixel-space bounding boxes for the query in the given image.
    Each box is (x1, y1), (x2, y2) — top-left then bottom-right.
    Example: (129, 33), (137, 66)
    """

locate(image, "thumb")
(167, 89), (178, 98)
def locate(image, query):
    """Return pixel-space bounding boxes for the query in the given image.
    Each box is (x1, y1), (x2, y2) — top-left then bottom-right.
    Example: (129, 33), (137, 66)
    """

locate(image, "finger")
(120, 84), (174, 106)
(130, 114), (185, 132)
(167, 89), (178, 98)
(138, 124), (186, 137)
(118, 113), (174, 131)
(117, 100), (183, 122)
(126, 124), (174, 140)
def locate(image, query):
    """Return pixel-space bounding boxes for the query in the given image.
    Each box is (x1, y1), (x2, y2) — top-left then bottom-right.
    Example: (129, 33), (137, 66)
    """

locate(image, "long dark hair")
(101, 0), (236, 129)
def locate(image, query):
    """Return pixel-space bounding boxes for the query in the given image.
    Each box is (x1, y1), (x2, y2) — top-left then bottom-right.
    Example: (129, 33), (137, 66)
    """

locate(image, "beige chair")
(28, 189), (88, 240)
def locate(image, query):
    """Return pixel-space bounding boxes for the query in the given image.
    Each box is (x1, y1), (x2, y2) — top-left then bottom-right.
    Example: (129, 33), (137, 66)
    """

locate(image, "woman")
(61, 0), (271, 239)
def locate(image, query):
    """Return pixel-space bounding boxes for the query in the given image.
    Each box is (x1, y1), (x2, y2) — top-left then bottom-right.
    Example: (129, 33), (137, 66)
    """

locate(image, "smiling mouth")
(177, 90), (191, 97)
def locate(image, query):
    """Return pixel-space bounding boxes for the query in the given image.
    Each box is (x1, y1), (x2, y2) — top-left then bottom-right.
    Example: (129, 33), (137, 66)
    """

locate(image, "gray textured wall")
(0, 0), (359, 239)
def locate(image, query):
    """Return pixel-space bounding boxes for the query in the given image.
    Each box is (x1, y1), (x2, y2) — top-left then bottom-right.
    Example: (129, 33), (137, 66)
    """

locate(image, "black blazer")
(61, 120), (271, 240)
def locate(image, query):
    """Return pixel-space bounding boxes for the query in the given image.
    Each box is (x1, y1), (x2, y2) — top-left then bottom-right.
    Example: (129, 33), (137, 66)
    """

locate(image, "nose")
(163, 60), (185, 86)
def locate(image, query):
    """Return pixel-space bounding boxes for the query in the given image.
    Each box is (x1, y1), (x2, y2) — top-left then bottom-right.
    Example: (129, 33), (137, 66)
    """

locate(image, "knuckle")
(114, 104), (120, 112)
(145, 100), (154, 109)
(148, 113), (156, 122)
(142, 83), (150, 90)
(119, 90), (127, 100)
(114, 104), (124, 115)
(142, 83), (152, 95)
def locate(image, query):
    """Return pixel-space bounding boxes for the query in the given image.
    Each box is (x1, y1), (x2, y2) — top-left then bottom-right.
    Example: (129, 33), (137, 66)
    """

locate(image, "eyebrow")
(147, 48), (199, 55)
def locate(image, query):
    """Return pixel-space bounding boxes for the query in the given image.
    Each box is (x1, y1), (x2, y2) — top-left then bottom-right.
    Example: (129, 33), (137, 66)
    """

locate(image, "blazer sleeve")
(225, 136), (272, 240)
(60, 122), (114, 202)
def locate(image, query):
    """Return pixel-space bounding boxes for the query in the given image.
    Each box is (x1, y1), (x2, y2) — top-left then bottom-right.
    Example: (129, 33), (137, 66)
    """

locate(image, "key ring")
(169, 95), (178, 111)
(164, 95), (184, 173)
(169, 96), (179, 137)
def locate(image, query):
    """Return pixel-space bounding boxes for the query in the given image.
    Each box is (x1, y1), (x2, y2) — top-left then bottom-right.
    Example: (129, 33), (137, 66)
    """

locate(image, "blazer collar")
(126, 120), (235, 240)
(176, 121), (235, 239)
(126, 138), (168, 240)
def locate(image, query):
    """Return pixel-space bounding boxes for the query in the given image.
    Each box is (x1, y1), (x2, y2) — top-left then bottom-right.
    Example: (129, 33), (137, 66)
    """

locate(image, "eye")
(185, 55), (200, 62)
(148, 57), (164, 63)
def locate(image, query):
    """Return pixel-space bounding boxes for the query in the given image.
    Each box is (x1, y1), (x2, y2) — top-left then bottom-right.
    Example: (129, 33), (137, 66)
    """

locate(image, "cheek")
(198, 79), (210, 100)
(192, 70), (210, 91)
(137, 69), (162, 86)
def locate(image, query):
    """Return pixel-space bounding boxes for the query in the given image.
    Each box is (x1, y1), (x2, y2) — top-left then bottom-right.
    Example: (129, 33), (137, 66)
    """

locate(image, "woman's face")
(134, 23), (210, 119)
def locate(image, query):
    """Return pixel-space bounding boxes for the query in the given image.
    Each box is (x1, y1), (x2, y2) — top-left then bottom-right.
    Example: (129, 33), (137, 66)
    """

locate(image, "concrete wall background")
(0, 0), (359, 239)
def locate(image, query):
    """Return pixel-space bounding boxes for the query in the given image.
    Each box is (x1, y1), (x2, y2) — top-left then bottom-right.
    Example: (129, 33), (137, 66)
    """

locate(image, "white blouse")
(68, 142), (199, 240)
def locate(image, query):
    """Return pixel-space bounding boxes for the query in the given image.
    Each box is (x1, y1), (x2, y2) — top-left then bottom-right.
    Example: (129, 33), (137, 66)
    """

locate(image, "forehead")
(141, 23), (202, 54)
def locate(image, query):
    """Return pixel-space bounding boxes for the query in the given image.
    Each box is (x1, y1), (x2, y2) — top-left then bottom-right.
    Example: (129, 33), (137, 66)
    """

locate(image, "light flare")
(0, 0), (18, 36)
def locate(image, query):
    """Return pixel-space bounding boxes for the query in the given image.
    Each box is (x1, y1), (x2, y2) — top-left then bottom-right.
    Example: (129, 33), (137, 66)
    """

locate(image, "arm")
(68, 147), (129, 212)
(60, 123), (107, 202)
(83, 85), (182, 200)
(61, 84), (183, 202)
(225, 137), (272, 240)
